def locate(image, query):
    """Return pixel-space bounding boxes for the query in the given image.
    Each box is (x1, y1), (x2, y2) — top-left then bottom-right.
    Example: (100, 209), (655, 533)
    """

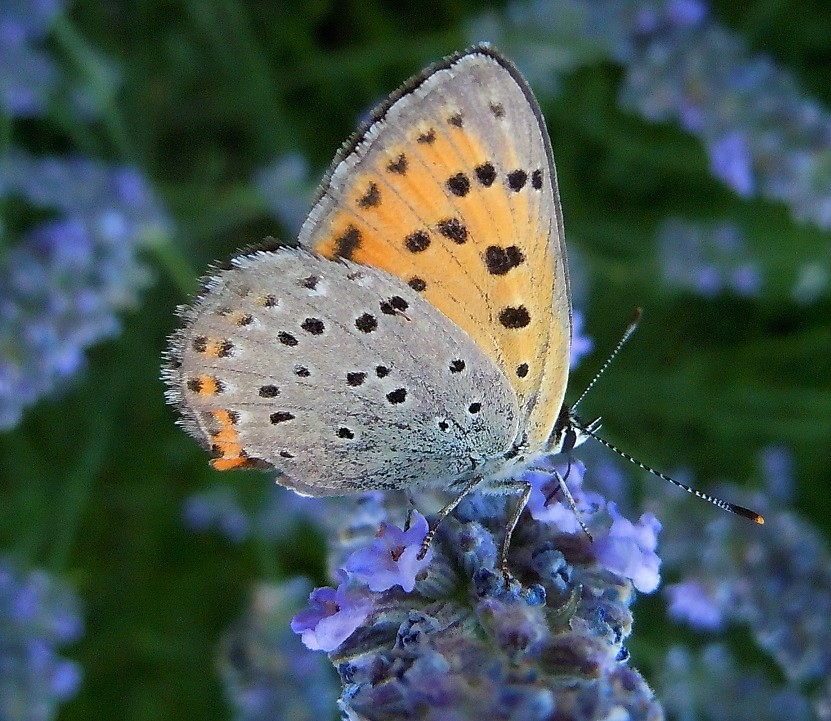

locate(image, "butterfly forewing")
(300, 46), (572, 449)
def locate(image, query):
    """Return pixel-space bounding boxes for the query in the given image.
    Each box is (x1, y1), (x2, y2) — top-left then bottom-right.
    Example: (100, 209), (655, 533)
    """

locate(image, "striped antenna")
(581, 424), (765, 525)
(572, 307), (642, 412)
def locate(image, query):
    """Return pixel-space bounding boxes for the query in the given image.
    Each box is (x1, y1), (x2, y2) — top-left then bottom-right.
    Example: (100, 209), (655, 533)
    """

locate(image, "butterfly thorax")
(451, 404), (595, 494)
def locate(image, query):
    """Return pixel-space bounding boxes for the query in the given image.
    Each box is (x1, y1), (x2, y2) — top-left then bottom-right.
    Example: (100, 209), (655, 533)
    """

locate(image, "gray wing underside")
(166, 248), (519, 496)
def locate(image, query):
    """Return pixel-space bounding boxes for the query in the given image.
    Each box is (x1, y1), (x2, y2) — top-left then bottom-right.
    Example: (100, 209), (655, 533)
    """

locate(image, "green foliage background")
(1, 1), (830, 719)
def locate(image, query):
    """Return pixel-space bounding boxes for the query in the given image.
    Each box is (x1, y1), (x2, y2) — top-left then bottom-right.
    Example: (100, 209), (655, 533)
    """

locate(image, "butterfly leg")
(499, 480), (533, 580)
(404, 490), (419, 530)
(551, 470), (593, 542)
(526, 466), (593, 542)
(542, 456), (573, 506)
(417, 476), (483, 560)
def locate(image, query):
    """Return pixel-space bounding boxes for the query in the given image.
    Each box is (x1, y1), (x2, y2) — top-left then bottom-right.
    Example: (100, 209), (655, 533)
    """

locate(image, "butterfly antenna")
(580, 424), (765, 524)
(572, 307), (643, 412)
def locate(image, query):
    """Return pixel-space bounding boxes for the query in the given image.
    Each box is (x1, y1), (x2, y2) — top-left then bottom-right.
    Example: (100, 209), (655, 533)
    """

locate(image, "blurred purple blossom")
(665, 579), (725, 630)
(182, 487), (251, 543)
(658, 218), (762, 297)
(570, 308), (594, 368)
(616, 12), (831, 228)
(759, 444), (795, 503)
(665, 0), (706, 27)
(0, 556), (84, 720)
(470, 0), (831, 231)
(0, 149), (170, 428)
(655, 456), (831, 715)
(219, 579), (338, 721)
(656, 645), (814, 721)
(182, 483), (328, 545)
(0, 0), (62, 117)
(708, 131), (755, 197)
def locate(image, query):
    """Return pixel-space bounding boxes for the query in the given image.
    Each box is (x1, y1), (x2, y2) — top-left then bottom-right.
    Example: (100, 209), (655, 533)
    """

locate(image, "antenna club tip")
(625, 307), (643, 335)
(732, 504), (765, 524)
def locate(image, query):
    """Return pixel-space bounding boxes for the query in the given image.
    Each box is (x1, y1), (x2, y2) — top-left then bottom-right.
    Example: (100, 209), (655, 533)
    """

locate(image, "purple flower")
(183, 483), (333, 547)
(0, 150), (169, 428)
(760, 445), (795, 502)
(524, 456), (662, 592)
(291, 572), (374, 652)
(477, 0), (831, 232)
(285, 464), (665, 718)
(595, 503), (662, 593)
(0, 557), (84, 718)
(708, 131), (755, 197)
(659, 486), (831, 690)
(0, 0), (62, 117)
(694, 264), (722, 297)
(50, 659), (83, 698)
(666, 0), (707, 27)
(525, 457), (602, 534)
(570, 309), (594, 369)
(658, 218), (762, 298)
(252, 487), (329, 540)
(343, 512), (433, 592)
(182, 488), (250, 543)
(729, 262), (762, 296)
(221, 580), (339, 721)
(657, 645), (814, 721)
(666, 579), (725, 630)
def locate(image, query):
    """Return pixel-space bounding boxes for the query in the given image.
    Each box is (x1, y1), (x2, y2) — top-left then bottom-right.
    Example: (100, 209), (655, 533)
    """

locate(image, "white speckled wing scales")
(164, 248), (520, 495)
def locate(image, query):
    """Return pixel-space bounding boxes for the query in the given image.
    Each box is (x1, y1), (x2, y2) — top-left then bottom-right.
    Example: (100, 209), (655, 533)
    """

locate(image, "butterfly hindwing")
(299, 45), (572, 449)
(164, 247), (520, 495)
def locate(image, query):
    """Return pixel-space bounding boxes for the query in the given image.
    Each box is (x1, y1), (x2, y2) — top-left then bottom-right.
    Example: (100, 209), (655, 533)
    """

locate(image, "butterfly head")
(546, 404), (600, 456)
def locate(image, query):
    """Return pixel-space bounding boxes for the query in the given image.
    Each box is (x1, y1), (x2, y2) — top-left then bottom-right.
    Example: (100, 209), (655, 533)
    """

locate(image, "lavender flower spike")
(0, 150), (170, 428)
(292, 459), (664, 719)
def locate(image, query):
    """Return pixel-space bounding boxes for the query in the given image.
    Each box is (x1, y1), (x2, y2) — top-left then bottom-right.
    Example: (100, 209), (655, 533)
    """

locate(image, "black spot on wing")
(334, 225), (362, 259)
(446, 173), (470, 197)
(499, 306), (531, 329)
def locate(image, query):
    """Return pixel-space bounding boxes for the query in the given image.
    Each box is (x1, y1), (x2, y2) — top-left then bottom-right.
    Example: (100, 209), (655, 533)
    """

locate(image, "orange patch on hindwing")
(208, 409), (249, 470)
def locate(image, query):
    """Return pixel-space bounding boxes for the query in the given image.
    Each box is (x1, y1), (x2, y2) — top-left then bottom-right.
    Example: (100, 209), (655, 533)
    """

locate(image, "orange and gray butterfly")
(163, 248), (520, 495)
(299, 45), (572, 450)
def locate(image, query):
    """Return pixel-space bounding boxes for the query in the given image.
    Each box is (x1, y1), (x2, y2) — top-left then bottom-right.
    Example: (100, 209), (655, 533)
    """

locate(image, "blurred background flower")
(0, 0), (63, 119)
(0, 557), (84, 721)
(0, 150), (170, 429)
(0, 0), (828, 719)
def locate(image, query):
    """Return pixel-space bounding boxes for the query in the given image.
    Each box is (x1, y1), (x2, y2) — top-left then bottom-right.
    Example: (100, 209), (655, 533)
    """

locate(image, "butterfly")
(163, 44), (763, 570)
